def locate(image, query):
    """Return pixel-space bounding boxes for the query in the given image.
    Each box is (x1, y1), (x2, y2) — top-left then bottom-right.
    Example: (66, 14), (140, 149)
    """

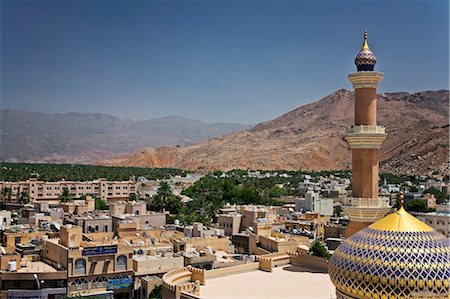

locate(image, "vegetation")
(18, 191), (30, 204)
(148, 285), (162, 299)
(95, 197), (109, 210)
(309, 241), (331, 260)
(147, 182), (182, 214)
(380, 173), (421, 186)
(0, 162), (187, 182)
(58, 187), (73, 202)
(404, 199), (428, 212)
(0, 187), (12, 203)
(423, 187), (447, 204)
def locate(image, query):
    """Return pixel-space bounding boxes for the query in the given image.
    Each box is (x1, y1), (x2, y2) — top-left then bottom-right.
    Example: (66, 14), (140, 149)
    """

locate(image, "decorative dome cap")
(329, 193), (450, 299)
(355, 30), (377, 71)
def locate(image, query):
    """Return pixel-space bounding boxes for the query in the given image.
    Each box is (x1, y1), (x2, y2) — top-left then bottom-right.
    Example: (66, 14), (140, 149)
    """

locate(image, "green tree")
(1, 187), (12, 203)
(58, 187), (73, 202)
(148, 182), (181, 214)
(404, 199), (427, 212)
(128, 193), (138, 201)
(18, 191), (30, 204)
(148, 285), (162, 299)
(333, 206), (342, 217)
(409, 186), (419, 193)
(95, 197), (109, 210)
(309, 241), (331, 260)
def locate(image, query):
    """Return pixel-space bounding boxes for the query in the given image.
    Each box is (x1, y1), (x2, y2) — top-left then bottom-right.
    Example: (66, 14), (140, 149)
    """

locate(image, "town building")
(0, 178), (137, 203)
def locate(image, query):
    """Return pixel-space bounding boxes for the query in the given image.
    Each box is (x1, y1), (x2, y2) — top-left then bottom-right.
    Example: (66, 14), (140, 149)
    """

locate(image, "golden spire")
(398, 192), (404, 209)
(354, 30), (377, 71)
(361, 30), (370, 50)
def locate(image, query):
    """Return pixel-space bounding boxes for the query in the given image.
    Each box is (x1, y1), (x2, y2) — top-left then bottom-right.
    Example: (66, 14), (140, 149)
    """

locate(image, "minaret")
(344, 31), (391, 237)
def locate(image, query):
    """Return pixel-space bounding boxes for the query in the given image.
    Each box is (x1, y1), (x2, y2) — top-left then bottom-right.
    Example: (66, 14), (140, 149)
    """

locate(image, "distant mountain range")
(99, 89), (449, 175)
(0, 110), (250, 163)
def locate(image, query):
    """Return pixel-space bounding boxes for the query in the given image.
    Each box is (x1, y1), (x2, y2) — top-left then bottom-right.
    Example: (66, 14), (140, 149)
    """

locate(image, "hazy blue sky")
(1, 0), (448, 124)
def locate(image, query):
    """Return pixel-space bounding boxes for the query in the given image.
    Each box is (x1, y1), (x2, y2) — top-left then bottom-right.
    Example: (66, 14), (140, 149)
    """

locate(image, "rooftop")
(199, 265), (335, 299)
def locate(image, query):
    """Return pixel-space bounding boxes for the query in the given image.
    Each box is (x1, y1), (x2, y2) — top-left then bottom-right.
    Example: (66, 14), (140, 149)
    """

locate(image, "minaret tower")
(344, 31), (391, 237)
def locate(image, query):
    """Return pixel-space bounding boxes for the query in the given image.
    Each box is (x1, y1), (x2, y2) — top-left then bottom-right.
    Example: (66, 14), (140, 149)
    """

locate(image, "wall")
(290, 254), (329, 273)
(133, 256), (184, 276)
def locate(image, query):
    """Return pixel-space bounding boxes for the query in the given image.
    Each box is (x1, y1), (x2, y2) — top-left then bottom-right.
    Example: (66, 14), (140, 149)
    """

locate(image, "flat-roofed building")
(42, 225), (134, 298)
(0, 179), (137, 203)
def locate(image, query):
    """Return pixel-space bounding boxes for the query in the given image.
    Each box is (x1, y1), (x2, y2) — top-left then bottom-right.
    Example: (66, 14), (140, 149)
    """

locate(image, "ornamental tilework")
(329, 227), (450, 299)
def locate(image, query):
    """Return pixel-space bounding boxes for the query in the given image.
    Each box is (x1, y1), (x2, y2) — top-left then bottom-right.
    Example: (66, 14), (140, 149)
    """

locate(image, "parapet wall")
(161, 251), (328, 299)
(290, 254), (329, 273)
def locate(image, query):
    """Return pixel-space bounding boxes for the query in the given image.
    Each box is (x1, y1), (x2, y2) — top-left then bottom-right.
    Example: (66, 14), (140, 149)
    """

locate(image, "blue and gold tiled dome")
(355, 31), (377, 71)
(329, 198), (450, 299)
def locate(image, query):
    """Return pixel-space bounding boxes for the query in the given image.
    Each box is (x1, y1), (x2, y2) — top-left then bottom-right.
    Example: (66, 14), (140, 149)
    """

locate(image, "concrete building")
(343, 31), (392, 237)
(0, 211), (11, 229)
(0, 178), (137, 203)
(217, 213), (241, 236)
(294, 191), (334, 216)
(415, 212), (450, 237)
(42, 225), (134, 298)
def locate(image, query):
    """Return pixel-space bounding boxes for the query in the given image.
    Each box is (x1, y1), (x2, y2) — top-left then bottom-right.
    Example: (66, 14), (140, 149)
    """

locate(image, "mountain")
(0, 110), (250, 163)
(99, 89), (449, 175)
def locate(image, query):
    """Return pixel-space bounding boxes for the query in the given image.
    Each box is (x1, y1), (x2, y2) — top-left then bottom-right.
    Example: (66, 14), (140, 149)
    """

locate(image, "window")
(70, 278), (88, 291)
(116, 255), (127, 271)
(15, 237), (21, 244)
(74, 258), (86, 275)
(104, 225), (108, 232)
(92, 276), (108, 289)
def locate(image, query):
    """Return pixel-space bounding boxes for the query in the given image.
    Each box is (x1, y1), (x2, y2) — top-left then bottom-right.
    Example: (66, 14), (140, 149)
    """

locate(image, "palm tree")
(1, 187), (12, 204)
(18, 191), (30, 204)
(59, 187), (73, 203)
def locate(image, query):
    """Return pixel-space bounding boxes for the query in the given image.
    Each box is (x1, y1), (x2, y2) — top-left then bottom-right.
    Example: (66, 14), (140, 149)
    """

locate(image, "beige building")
(415, 212), (450, 237)
(0, 178), (137, 203)
(42, 225), (134, 298)
(217, 213), (241, 236)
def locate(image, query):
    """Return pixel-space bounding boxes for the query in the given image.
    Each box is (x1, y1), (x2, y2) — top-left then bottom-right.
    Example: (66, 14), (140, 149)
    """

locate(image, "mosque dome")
(329, 196), (450, 299)
(355, 31), (377, 71)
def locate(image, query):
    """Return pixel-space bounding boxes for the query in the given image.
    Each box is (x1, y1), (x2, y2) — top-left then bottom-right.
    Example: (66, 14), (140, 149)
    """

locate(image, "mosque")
(328, 31), (450, 299)
(160, 32), (450, 299)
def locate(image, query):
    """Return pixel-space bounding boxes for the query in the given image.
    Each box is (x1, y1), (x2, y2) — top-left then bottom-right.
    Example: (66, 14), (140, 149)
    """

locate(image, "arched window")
(74, 258), (86, 275)
(135, 210), (140, 215)
(92, 276), (109, 289)
(69, 278), (88, 291)
(116, 255), (127, 271)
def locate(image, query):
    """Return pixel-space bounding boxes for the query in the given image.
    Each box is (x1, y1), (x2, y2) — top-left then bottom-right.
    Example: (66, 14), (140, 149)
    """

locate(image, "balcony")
(346, 125), (385, 134)
(343, 196), (390, 208)
(345, 125), (386, 149)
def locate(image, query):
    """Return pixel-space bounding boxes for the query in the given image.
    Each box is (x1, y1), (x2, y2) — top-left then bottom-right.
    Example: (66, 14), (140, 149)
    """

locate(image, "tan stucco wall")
(354, 88), (377, 125)
(352, 148), (379, 198)
(345, 220), (373, 238)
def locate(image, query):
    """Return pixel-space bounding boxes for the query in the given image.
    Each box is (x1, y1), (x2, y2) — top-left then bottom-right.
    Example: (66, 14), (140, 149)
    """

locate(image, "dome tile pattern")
(329, 207), (450, 299)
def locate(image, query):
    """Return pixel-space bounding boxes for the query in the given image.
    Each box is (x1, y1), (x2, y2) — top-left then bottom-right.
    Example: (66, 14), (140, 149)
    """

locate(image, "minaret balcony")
(342, 196), (393, 222)
(345, 125), (386, 148)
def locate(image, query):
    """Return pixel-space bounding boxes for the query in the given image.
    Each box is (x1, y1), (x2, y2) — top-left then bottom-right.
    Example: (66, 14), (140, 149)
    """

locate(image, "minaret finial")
(398, 192), (404, 209)
(354, 30), (377, 71)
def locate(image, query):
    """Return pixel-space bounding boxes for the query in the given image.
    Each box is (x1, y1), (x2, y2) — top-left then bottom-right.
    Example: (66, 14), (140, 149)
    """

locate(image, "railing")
(343, 197), (390, 208)
(346, 125), (385, 134)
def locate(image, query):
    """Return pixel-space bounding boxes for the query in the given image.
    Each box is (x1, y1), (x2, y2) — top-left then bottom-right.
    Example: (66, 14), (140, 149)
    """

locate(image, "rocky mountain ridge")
(0, 110), (250, 163)
(99, 89), (449, 175)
